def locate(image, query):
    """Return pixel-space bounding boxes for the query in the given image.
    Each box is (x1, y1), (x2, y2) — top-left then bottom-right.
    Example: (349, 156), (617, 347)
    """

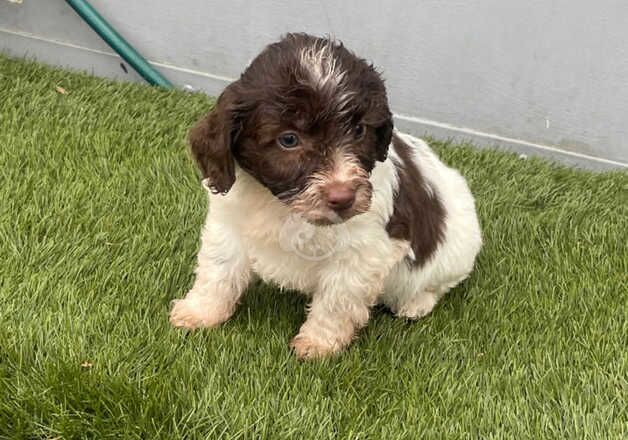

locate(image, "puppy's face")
(189, 33), (393, 225)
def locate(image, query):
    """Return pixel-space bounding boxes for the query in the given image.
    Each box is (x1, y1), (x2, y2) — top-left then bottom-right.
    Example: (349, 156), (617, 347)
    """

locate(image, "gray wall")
(1, 0), (627, 169)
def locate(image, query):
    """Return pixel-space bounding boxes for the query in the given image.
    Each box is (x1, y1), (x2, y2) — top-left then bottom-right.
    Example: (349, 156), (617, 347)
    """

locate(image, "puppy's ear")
(375, 115), (394, 162)
(189, 87), (240, 194)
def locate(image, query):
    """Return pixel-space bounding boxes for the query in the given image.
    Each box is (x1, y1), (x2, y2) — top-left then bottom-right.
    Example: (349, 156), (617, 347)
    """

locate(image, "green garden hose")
(65, 0), (173, 88)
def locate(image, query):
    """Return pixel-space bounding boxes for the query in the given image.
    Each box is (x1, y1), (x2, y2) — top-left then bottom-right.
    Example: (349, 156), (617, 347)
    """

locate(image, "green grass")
(0, 54), (626, 439)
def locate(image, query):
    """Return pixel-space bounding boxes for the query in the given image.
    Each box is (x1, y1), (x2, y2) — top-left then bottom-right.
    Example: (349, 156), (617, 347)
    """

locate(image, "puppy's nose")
(326, 183), (356, 211)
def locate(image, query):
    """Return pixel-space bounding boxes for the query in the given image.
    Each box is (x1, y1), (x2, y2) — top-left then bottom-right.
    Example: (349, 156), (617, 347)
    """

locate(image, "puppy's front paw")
(169, 297), (233, 330)
(289, 333), (344, 360)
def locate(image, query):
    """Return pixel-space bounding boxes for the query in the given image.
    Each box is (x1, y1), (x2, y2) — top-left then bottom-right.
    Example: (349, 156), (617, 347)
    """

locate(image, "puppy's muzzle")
(325, 182), (356, 212)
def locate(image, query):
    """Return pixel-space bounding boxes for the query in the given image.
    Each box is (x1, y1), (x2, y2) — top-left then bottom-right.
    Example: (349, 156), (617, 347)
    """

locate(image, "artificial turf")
(0, 54), (626, 439)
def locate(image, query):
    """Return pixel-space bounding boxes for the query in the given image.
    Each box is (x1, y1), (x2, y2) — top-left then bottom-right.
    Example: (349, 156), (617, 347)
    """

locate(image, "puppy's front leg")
(170, 215), (251, 329)
(290, 266), (383, 359)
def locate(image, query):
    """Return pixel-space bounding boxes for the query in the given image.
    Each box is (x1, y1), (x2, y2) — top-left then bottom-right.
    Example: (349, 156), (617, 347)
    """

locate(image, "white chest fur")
(207, 155), (406, 295)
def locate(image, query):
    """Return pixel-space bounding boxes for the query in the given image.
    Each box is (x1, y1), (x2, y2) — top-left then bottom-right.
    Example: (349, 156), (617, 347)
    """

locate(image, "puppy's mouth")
(304, 210), (353, 226)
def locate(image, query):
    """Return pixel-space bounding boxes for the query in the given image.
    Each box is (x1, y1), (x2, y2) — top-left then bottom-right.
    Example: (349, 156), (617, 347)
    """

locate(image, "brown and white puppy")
(170, 33), (482, 359)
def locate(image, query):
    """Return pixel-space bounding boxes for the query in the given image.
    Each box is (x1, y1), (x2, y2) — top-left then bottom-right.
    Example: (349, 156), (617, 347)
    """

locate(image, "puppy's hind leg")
(390, 274), (470, 320)
(380, 265), (438, 320)
(170, 215), (251, 330)
(394, 288), (441, 320)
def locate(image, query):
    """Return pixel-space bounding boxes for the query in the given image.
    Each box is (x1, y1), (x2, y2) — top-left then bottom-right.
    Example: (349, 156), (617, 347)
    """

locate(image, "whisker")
(276, 187), (302, 201)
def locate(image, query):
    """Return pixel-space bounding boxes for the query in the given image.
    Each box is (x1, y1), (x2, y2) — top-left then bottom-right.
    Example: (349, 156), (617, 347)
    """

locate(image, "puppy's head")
(190, 33), (393, 225)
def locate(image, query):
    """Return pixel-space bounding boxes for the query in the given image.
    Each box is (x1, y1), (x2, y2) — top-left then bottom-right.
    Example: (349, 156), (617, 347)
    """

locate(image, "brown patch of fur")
(188, 85), (239, 194)
(386, 134), (446, 266)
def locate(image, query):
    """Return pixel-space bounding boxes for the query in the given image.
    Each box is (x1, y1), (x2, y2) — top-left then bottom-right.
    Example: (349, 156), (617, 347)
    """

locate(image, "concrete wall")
(1, 0), (626, 169)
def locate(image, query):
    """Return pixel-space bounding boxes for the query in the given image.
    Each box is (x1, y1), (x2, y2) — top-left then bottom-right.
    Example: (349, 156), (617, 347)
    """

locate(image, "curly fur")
(169, 34), (482, 359)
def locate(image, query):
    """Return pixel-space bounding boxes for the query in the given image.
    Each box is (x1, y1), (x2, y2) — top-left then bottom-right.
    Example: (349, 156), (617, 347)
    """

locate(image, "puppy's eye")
(354, 124), (366, 140)
(277, 132), (300, 149)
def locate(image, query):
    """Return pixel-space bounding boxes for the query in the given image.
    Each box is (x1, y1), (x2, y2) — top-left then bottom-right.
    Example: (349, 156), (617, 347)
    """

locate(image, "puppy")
(170, 33), (482, 359)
